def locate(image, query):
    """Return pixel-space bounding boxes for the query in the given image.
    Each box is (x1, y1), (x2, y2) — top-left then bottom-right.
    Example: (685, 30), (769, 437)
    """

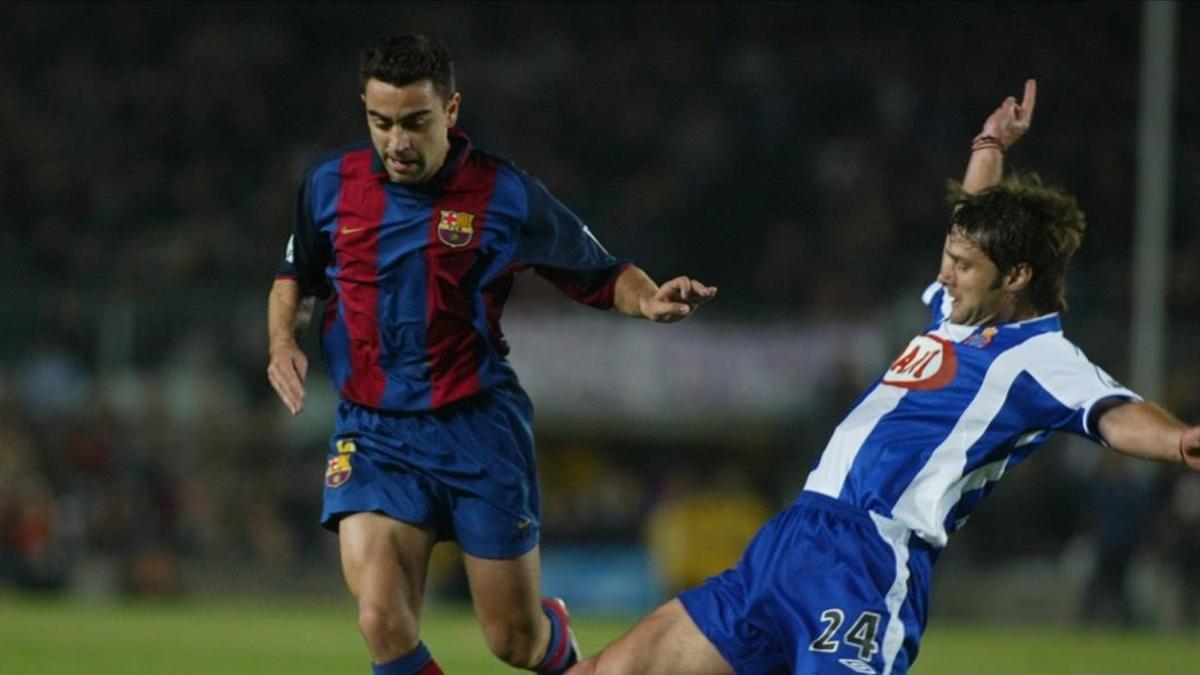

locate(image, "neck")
(995, 293), (1042, 324)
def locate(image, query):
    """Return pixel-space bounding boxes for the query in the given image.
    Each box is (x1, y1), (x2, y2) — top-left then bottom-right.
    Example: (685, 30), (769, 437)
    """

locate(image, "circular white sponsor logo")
(882, 334), (957, 390)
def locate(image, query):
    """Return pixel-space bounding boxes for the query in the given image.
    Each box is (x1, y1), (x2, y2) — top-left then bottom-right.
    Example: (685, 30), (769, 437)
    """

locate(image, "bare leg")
(570, 599), (733, 675)
(339, 512), (438, 663)
(463, 546), (553, 668)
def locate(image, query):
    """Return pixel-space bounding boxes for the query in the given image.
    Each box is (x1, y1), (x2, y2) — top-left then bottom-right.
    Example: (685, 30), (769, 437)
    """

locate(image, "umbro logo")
(838, 658), (876, 674)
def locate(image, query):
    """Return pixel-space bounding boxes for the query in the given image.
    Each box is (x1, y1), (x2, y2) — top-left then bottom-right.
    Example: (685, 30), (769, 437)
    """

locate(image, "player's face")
(936, 230), (1009, 325)
(362, 78), (460, 184)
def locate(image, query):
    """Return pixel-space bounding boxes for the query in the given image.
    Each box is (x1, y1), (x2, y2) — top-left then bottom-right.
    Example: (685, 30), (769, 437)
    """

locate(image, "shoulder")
(303, 140), (376, 185)
(1008, 329), (1141, 413)
(455, 138), (543, 190)
(465, 144), (536, 190)
(1002, 326), (1096, 376)
(461, 145), (546, 217)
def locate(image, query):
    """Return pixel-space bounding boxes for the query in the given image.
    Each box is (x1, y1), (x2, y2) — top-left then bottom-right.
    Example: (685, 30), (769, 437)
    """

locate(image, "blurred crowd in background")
(1, 2), (1198, 626)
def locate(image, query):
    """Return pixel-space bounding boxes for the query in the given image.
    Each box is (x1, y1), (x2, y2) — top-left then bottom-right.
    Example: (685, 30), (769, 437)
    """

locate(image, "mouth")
(387, 156), (421, 175)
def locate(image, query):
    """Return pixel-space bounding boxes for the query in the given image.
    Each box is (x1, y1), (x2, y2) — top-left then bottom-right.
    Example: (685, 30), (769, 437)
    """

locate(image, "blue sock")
(373, 642), (441, 675)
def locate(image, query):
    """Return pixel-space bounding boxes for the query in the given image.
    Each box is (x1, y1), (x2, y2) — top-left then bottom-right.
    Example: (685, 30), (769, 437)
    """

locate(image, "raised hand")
(979, 79), (1036, 151)
(639, 276), (717, 323)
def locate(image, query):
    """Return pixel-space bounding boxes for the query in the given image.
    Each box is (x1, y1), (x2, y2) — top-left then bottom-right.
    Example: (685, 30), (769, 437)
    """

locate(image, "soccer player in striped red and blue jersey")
(265, 35), (716, 675)
(573, 81), (1200, 675)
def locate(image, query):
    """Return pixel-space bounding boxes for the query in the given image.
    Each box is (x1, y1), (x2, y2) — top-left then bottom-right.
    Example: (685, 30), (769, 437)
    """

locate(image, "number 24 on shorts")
(809, 608), (882, 661)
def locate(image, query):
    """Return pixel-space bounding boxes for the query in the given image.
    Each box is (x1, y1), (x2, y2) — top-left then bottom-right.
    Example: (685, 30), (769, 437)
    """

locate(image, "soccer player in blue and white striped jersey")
(572, 80), (1200, 675)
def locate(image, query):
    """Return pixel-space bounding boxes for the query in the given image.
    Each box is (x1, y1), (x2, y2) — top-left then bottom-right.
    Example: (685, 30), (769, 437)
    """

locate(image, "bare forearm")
(268, 278), (314, 349)
(266, 278), (313, 415)
(1097, 400), (1187, 464)
(962, 147), (1004, 194)
(613, 266), (657, 318)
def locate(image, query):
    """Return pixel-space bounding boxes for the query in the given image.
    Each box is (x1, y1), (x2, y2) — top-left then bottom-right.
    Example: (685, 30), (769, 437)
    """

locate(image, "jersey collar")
(941, 312), (1062, 343)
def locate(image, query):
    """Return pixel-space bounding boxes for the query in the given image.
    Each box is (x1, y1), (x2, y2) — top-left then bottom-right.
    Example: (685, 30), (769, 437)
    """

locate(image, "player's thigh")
(339, 511), (438, 611)
(462, 545), (543, 626)
(590, 599), (733, 675)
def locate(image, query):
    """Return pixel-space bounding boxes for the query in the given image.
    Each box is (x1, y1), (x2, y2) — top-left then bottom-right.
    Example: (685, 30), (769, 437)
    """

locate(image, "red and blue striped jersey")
(277, 129), (631, 412)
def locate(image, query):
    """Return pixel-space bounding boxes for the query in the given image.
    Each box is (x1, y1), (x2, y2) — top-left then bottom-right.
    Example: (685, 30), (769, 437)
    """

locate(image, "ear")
(445, 92), (461, 127)
(1002, 263), (1033, 293)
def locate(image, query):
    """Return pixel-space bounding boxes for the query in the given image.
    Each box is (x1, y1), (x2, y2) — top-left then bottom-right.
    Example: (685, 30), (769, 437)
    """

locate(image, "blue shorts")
(321, 382), (539, 559)
(679, 491), (935, 675)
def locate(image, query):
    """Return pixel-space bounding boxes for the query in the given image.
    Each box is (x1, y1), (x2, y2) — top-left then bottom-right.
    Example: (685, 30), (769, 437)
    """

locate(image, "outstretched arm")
(962, 79), (1037, 194)
(1096, 399), (1200, 469)
(612, 266), (717, 322)
(267, 277), (315, 415)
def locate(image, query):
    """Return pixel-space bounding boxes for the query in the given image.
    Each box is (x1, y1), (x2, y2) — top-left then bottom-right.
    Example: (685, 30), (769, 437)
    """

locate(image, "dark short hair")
(359, 34), (455, 102)
(946, 173), (1086, 314)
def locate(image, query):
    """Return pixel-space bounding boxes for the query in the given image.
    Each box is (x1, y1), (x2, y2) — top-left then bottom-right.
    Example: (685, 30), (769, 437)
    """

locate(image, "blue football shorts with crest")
(321, 381), (540, 559)
(679, 491), (936, 675)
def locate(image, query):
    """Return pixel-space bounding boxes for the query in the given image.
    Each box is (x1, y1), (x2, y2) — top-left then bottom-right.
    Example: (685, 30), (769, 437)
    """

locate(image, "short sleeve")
(515, 173), (631, 308)
(275, 169), (332, 299)
(1024, 336), (1142, 444)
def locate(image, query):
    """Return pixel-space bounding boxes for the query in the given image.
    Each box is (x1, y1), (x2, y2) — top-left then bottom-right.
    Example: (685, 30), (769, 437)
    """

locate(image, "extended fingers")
(661, 276), (717, 302)
(1181, 428), (1200, 471)
(267, 356), (307, 414)
(644, 297), (692, 322)
(688, 278), (717, 304)
(645, 276), (717, 322)
(1184, 426), (1200, 451)
(1020, 78), (1037, 120)
(669, 276), (693, 301)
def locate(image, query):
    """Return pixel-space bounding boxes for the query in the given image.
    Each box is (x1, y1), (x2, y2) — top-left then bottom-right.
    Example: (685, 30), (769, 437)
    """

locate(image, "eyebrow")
(366, 108), (432, 124)
(944, 246), (971, 264)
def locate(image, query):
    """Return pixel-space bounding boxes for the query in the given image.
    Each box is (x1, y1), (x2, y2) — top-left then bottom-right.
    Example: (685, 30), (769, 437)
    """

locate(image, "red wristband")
(971, 134), (1004, 154)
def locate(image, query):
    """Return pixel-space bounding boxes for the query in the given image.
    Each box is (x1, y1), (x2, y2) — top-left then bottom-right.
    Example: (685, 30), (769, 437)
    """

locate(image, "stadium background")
(1, 0), (1198, 669)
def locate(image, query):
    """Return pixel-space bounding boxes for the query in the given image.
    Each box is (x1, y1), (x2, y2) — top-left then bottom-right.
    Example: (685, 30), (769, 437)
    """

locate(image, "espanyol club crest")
(882, 334), (957, 390)
(437, 210), (475, 247)
(963, 326), (998, 349)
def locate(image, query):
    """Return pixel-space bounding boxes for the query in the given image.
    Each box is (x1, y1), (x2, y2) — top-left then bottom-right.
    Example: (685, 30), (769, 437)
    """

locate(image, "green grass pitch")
(1, 593), (1197, 674)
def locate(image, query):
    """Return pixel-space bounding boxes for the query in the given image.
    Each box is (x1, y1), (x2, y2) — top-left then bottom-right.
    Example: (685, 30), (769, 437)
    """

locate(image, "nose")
(386, 128), (411, 154)
(937, 262), (954, 287)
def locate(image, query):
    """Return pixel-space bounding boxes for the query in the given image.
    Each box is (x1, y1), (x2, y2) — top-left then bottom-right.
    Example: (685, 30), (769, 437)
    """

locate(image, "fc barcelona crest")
(325, 438), (357, 488)
(437, 210), (475, 247)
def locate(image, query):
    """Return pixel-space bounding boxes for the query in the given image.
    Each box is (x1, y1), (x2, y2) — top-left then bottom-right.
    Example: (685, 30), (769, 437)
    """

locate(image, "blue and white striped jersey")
(804, 282), (1139, 547)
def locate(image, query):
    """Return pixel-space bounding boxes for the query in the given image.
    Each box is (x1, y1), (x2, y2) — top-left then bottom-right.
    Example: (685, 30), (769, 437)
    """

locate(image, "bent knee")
(481, 614), (543, 667)
(357, 602), (419, 649)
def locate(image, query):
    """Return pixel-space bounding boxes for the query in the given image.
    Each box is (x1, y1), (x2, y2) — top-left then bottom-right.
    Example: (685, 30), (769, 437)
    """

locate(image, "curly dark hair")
(359, 34), (455, 102)
(946, 173), (1087, 314)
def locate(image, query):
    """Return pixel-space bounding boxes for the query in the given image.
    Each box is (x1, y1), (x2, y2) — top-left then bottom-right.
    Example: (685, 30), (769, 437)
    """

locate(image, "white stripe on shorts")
(870, 512), (911, 675)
